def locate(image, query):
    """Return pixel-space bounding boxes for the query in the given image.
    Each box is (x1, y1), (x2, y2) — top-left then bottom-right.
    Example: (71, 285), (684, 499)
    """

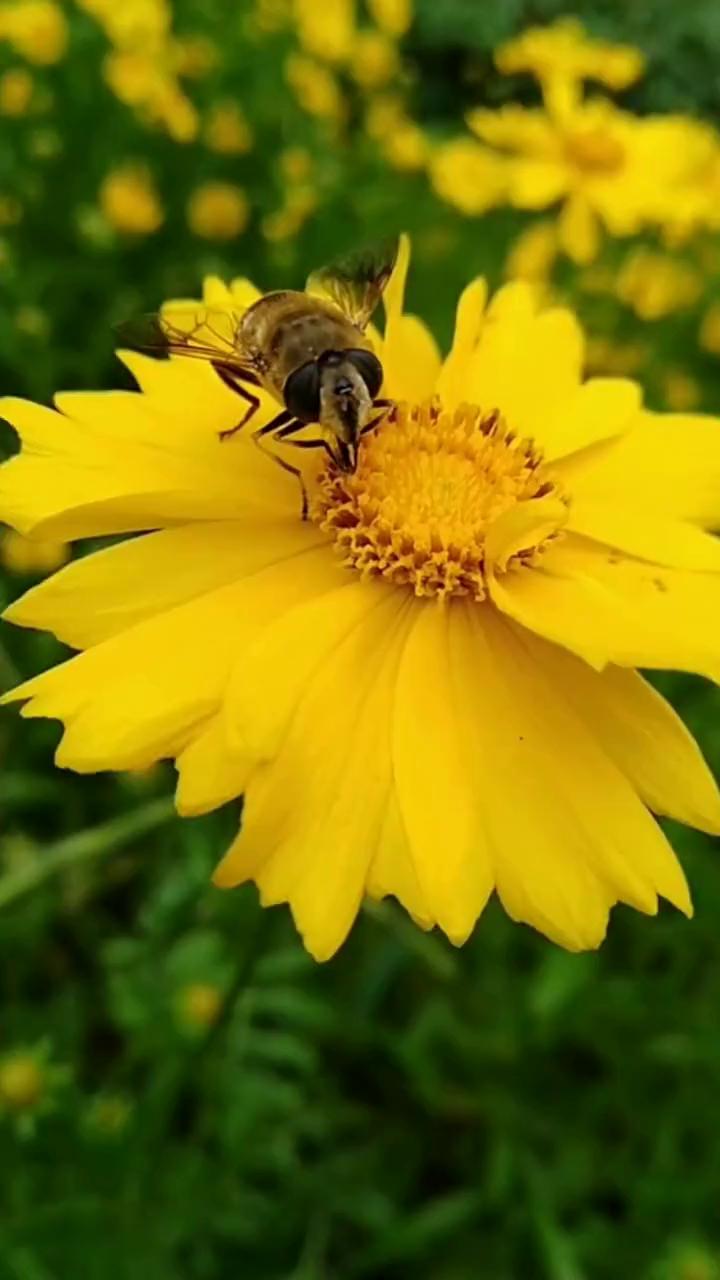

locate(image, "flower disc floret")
(314, 400), (562, 600)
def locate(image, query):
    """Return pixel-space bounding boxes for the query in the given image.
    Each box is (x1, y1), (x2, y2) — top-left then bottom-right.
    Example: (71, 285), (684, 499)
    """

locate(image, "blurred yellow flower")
(367, 0), (412, 38)
(615, 248), (702, 321)
(0, 0), (68, 65)
(285, 53), (345, 122)
(383, 120), (429, 171)
(204, 102), (253, 155)
(429, 137), (507, 214)
(100, 164), (164, 236)
(469, 97), (706, 264)
(176, 982), (223, 1031)
(699, 303), (720, 356)
(187, 183), (250, 240)
(293, 0), (354, 63)
(279, 146), (312, 183)
(0, 67), (33, 115)
(495, 18), (645, 92)
(104, 49), (199, 141)
(662, 369), (701, 411)
(584, 335), (648, 378)
(364, 91), (404, 140)
(2, 529), (69, 575)
(351, 29), (399, 90)
(169, 34), (219, 79)
(3, 242), (720, 960)
(505, 219), (559, 282)
(0, 1053), (44, 1110)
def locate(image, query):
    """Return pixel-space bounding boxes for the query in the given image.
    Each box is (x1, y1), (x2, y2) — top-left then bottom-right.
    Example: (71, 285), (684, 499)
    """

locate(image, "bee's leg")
(213, 364), (261, 439)
(252, 411), (311, 519)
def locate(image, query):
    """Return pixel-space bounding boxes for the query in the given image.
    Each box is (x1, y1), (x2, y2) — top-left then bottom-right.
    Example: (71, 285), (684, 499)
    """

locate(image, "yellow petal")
(557, 410), (720, 528)
(382, 314), (442, 404)
(4, 519), (326, 648)
(540, 378), (641, 461)
(3, 545), (342, 772)
(508, 159), (570, 207)
(534, 644), (720, 834)
(485, 496), (568, 573)
(490, 534), (720, 680)
(436, 277), (488, 409)
(568, 500), (720, 571)
(366, 786), (434, 928)
(392, 601), (493, 943)
(214, 600), (414, 961)
(175, 714), (253, 816)
(451, 606), (691, 947)
(382, 231), (410, 330)
(558, 193), (601, 264)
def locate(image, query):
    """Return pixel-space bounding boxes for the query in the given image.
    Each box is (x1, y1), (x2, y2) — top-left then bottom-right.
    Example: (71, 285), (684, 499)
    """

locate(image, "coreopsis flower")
(204, 102), (254, 155)
(429, 138), (507, 215)
(2, 240), (720, 961)
(186, 183), (250, 241)
(367, 0), (412, 39)
(0, 0), (68, 65)
(293, 0), (355, 64)
(99, 164), (164, 236)
(468, 96), (710, 264)
(495, 18), (645, 94)
(0, 67), (34, 116)
(614, 248), (701, 322)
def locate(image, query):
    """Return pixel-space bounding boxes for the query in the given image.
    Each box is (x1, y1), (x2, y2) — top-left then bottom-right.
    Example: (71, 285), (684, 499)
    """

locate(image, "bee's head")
(284, 349), (383, 470)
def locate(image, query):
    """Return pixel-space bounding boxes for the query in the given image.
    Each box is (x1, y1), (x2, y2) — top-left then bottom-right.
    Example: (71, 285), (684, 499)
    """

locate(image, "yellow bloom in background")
(0, 0), (68, 65)
(169, 34), (219, 80)
(204, 102), (254, 155)
(285, 53), (345, 122)
(1, 530), (69, 576)
(293, 0), (355, 64)
(614, 248), (702, 321)
(0, 67), (33, 116)
(99, 164), (164, 236)
(383, 120), (429, 172)
(505, 219), (559, 282)
(495, 18), (645, 93)
(469, 98), (707, 264)
(351, 29), (399, 90)
(2, 239), (720, 961)
(699, 302), (720, 356)
(584, 336), (648, 378)
(0, 1053), (44, 1111)
(279, 146), (312, 183)
(187, 183), (250, 240)
(367, 0), (412, 39)
(104, 49), (199, 142)
(429, 138), (507, 215)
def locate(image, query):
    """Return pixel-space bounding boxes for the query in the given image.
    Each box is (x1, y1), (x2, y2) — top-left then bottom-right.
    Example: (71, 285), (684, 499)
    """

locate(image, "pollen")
(313, 400), (565, 600)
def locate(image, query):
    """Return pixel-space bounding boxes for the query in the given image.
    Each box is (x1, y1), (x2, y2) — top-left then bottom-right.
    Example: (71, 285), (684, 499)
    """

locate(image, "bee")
(117, 240), (397, 516)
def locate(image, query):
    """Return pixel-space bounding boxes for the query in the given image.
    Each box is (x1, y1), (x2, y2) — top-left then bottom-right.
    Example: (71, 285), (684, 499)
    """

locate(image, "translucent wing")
(306, 238), (398, 331)
(115, 305), (253, 371)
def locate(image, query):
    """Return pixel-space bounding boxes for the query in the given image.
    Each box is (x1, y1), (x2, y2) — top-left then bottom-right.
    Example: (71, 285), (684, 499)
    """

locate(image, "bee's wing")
(306, 238), (398, 332)
(115, 306), (253, 372)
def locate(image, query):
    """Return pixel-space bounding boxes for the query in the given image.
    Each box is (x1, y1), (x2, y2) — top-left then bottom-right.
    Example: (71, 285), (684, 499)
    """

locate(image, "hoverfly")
(117, 240), (397, 517)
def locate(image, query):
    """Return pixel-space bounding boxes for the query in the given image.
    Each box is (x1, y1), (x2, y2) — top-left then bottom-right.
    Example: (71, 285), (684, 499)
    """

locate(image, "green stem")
(0, 797), (176, 910)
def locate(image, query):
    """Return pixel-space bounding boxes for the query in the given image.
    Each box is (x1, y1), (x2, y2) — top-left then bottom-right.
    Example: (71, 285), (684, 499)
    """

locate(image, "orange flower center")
(565, 127), (625, 174)
(313, 400), (564, 600)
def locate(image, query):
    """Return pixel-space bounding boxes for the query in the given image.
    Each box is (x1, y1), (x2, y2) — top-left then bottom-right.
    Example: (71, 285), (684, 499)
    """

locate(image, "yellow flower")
(285, 53), (345, 121)
(99, 164), (164, 236)
(187, 183), (250, 240)
(279, 146), (312, 183)
(0, 67), (33, 115)
(0, 1054), (44, 1110)
(204, 102), (253, 155)
(584, 335), (648, 378)
(2, 239), (720, 961)
(293, 0), (354, 63)
(1, 529), (68, 575)
(383, 120), (429, 171)
(103, 50), (199, 142)
(495, 19), (645, 93)
(614, 247), (702, 321)
(429, 138), (507, 214)
(351, 29), (399, 90)
(169, 34), (219, 79)
(699, 302), (720, 356)
(505, 219), (559, 282)
(0, 0), (68, 64)
(469, 98), (705, 264)
(367, 0), (412, 38)
(175, 982), (223, 1030)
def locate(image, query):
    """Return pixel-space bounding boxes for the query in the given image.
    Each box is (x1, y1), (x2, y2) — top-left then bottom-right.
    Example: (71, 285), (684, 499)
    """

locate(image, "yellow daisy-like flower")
(495, 18), (645, 93)
(469, 95), (710, 264)
(2, 240), (720, 961)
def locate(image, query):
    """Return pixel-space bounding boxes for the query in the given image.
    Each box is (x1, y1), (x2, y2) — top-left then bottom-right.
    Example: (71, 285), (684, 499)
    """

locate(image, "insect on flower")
(117, 240), (397, 516)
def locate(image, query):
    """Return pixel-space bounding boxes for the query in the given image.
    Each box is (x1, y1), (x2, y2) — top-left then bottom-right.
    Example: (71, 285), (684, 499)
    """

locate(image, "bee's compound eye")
(345, 349), (383, 399)
(284, 360), (321, 423)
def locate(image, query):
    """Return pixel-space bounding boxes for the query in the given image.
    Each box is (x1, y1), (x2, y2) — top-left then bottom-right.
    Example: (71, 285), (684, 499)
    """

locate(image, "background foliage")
(1, 1), (720, 1277)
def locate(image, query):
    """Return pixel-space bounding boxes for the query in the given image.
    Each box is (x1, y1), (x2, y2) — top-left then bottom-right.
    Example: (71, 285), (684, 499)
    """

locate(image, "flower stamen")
(313, 400), (566, 600)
